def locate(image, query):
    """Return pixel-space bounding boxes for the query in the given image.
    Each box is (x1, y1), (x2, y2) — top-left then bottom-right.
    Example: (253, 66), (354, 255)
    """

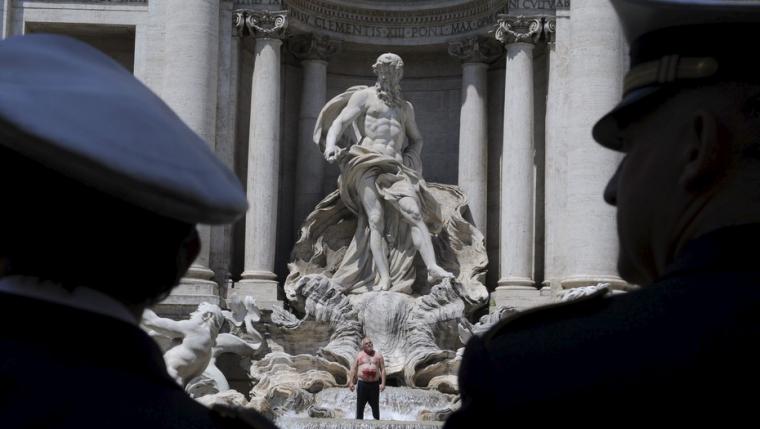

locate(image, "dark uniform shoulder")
(483, 285), (611, 346)
(210, 405), (279, 429)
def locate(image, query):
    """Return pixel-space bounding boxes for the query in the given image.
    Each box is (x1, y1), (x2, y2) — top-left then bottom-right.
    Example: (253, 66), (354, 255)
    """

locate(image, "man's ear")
(679, 110), (731, 191)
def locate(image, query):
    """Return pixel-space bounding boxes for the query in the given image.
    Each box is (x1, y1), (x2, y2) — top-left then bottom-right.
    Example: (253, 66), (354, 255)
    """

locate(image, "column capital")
(288, 33), (341, 62)
(234, 9), (288, 38)
(544, 17), (557, 45)
(494, 15), (543, 45)
(448, 36), (503, 64)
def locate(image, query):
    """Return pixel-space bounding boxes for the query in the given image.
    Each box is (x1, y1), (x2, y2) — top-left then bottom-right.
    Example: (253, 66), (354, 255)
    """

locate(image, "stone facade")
(3, 0), (631, 315)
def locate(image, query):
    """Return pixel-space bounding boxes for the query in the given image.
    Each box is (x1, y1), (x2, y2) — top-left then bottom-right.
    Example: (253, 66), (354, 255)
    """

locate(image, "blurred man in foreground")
(0, 34), (274, 429)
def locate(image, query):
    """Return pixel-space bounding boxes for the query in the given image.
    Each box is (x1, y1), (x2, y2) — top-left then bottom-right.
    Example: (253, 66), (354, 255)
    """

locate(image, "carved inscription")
(234, 0), (282, 6)
(507, 0), (570, 10)
(289, 8), (500, 40)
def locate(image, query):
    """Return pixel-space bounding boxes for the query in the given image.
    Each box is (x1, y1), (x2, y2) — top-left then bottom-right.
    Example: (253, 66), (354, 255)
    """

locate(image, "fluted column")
(492, 16), (543, 310)
(448, 37), (501, 234)
(157, 0), (221, 316)
(231, 9), (288, 308)
(561, 1), (629, 291)
(289, 34), (340, 233)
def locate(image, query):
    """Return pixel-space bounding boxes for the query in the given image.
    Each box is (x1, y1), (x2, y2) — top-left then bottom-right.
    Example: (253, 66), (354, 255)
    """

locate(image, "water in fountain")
(276, 386), (456, 429)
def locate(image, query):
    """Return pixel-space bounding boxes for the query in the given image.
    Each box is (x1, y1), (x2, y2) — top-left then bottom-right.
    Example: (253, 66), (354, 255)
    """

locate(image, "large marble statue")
(313, 53), (454, 293)
(142, 302), (226, 387)
(142, 54), (492, 423)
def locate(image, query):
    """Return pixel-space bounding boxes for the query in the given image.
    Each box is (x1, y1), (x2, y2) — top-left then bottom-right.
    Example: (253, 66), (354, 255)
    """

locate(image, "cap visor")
(593, 86), (663, 150)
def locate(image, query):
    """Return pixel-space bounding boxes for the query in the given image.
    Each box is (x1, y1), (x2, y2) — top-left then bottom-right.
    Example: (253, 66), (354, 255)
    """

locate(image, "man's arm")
(324, 90), (369, 163)
(379, 354), (386, 392)
(348, 355), (358, 392)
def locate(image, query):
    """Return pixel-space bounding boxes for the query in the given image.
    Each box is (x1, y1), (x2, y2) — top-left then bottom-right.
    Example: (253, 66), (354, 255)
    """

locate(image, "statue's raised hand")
(324, 145), (343, 163)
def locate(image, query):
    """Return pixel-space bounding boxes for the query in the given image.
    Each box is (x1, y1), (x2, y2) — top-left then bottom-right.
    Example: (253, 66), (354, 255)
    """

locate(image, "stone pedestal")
(491, 285), (553, 312)
(228, 276), (280, 310)
(154, 282), (220, 319)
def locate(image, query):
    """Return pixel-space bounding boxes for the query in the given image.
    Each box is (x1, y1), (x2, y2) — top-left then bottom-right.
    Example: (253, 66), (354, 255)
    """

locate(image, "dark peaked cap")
(0, 34), (247, 224)
(593, 0), (760, 150)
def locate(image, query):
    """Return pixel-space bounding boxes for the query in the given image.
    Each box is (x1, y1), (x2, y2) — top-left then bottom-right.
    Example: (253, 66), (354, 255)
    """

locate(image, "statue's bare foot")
(378, 277), (392, 291)
(428, 265), (454, 283)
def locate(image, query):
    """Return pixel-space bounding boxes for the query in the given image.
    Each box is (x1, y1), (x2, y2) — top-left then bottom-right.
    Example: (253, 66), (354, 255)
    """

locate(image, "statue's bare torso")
(361, 89), (407, 162)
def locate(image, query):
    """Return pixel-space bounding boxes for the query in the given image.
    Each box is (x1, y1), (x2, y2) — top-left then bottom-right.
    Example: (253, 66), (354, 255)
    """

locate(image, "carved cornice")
(235, 0), (283, 7)
(494, 15), (542, 45)
(448, 36), (503, 64)
(234, 9), (288, 38)
(288, 33), (341, 62)
(285, 0), (505, 46)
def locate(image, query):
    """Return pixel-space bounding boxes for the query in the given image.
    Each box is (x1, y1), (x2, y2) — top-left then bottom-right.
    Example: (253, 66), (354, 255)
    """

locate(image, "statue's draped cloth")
(311, 86), (443, 294)
(332, 145), (443, 293)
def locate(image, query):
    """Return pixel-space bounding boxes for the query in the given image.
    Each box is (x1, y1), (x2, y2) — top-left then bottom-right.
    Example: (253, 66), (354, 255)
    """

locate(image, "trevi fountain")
(142, 51), (607, 429)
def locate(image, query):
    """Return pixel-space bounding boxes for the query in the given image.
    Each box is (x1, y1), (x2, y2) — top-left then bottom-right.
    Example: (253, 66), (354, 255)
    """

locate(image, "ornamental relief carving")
(287, 33), (341, 62)
(494, 15), (545, 45)
(231, 1), (565, 45)
(284, 0), (504, 45)
(286, 0), (503, 26)
(234, 9), (288, 38)
(544, 18), (557, 44)
(448, 36), (503, 64)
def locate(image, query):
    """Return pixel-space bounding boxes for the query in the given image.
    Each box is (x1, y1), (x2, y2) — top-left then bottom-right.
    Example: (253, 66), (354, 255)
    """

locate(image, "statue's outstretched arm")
(142, 309), (190, 339)
(403, 101), (424, 173)
(324, 90), (369, 163)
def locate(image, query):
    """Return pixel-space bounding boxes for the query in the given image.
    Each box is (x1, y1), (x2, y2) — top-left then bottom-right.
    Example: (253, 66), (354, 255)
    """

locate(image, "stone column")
(561, 1), (629, 291)
(231, 10), (288, 309)
(1, 0), (12, 38)
(543, 14), (570, 294)
(492, 16), (544, 310)
(289, 34), (340, 233)
(156, 0), (221, 316)
(210, 2), (240, 291)
(448, 37), (501, 234)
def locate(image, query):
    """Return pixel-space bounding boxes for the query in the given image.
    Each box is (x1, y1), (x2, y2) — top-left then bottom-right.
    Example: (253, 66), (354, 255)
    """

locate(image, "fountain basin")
(276, 417), (444, 429)
(276, 386), (457, 424)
